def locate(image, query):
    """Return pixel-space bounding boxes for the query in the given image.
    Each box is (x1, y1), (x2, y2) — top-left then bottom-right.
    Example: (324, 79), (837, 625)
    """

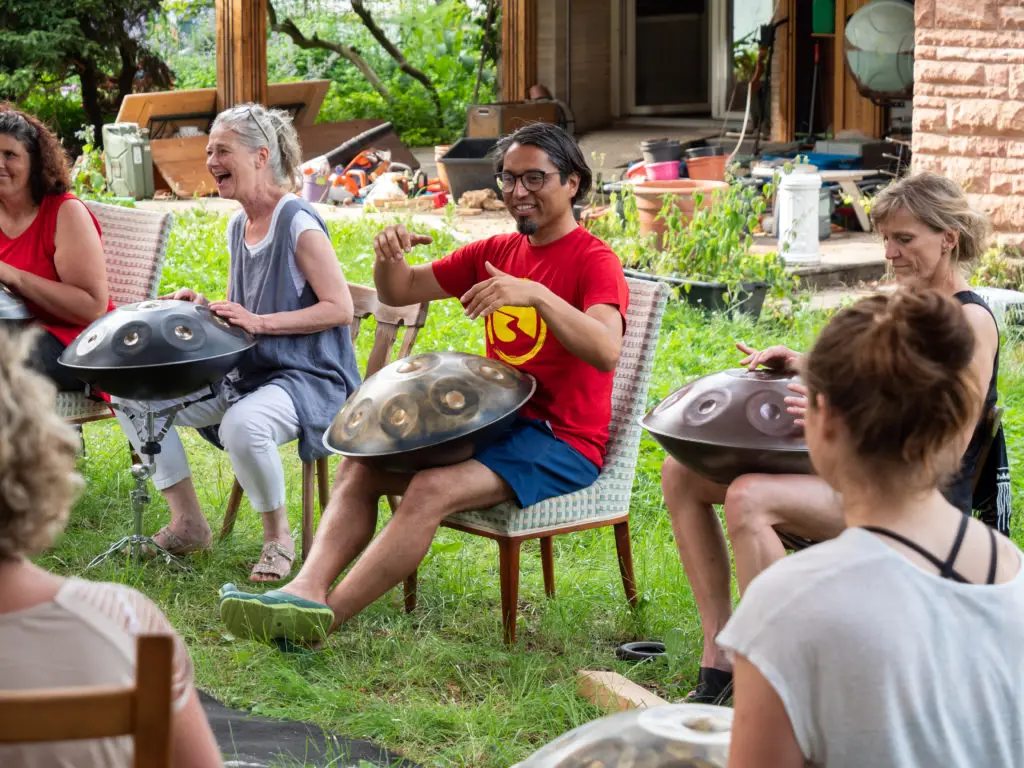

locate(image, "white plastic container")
(777, 168), (823, 266)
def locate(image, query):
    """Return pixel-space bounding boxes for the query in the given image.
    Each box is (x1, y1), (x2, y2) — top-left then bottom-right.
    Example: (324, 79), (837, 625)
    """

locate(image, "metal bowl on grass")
(642, 368), (813, 486)
(324, 351), (536, 473)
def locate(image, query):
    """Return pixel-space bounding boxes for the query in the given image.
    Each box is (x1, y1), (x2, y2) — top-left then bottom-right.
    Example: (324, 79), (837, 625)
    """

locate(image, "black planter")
(622, 269), (768, 320)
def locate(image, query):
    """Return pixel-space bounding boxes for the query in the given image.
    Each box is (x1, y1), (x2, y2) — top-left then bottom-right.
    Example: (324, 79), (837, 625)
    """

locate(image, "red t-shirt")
(431, 226), (629, 468)
(0, 192), (112, 346)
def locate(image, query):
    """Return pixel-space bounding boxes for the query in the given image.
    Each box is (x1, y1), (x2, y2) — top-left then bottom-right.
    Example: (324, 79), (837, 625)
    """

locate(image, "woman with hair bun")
(0, 104), (113, 391)
(721, 286), (1024, 768)
(661, 171), (1007, 704)
(114, 103), (360, 582)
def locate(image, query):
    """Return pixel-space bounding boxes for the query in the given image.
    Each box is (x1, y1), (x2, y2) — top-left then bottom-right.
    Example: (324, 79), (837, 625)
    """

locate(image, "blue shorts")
(474, 416), (599, 507)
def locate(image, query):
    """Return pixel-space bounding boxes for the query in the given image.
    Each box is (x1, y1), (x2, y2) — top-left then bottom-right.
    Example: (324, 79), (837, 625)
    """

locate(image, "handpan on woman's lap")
(111, 103), (359, 583)
(219, 122), (630, 644)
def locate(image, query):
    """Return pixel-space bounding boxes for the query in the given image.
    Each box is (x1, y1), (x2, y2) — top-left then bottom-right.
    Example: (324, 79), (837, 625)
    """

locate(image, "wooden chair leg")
(540, 536), (555, 599)
(301, 461), (315, 560)
(220, 479), (244, 541)
(316, 456), (331, 510)
(498, 537), (523, 645)
(404, 571), (418, 612)
(614, 520), (638, 607)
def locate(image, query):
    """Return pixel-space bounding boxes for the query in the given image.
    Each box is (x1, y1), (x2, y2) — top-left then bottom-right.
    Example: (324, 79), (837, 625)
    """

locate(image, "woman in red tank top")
(0, 106), (112, 391)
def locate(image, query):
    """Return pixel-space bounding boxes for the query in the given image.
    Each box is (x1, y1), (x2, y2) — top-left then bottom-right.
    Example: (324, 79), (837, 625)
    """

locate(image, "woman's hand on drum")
(736, 342), (802, 373)
(209, 300), (265, 335)
(373, 224), (433, 263)
(160, 287), (210, 306)
(785, 382), (809, 426)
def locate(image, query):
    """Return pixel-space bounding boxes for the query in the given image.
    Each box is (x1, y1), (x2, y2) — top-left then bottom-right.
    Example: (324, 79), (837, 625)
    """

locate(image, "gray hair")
(211, 103), (303, 192)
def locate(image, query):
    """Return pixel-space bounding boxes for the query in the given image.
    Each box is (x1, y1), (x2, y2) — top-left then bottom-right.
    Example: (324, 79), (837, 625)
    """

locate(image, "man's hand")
(373, 224), (433, 263)
(209, 300), (265, 335)
(160, 287), (210, 306)
(461, 262), (546, 320)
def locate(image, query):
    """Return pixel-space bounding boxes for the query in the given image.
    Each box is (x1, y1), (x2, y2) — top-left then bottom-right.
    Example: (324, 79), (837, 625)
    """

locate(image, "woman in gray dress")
(115, 103), (360, 582)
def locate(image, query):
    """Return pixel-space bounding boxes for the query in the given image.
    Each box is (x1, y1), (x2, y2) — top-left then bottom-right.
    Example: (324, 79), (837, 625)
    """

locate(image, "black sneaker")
(684, 666), (733, 705)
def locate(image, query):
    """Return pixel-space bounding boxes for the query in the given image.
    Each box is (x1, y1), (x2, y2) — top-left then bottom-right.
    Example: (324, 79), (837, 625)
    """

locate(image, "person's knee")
(219, 408), (273, 456)
(662, 458), (711, 512)
(723, 475), (768, 534)
(399, 469), (453, 522)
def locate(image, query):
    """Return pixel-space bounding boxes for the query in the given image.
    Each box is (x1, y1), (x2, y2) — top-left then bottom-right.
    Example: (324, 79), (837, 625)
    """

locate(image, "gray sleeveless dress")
(200, 197), (360, 462)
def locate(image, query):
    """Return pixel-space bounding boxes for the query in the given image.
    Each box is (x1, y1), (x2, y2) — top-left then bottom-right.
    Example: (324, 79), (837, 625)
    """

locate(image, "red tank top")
(0, 193), (114, 346)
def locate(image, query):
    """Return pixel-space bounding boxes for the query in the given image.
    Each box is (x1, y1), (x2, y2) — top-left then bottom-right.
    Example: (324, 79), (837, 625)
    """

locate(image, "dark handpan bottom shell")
(646, 431), (813, 486)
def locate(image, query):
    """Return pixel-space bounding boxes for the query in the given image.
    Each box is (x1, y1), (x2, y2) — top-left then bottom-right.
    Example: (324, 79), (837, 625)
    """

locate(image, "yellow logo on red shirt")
(485, 304), (548, 366)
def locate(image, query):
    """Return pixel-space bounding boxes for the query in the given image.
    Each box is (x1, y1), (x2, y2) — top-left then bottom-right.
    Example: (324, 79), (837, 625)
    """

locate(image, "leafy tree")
(0, 0), (172, 145)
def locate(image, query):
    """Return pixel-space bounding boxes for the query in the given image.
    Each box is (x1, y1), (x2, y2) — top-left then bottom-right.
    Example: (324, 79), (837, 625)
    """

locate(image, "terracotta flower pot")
(633, 179), (730, 249)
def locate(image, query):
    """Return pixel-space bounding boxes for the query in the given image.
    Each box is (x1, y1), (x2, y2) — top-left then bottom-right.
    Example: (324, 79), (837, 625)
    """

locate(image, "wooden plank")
(501, 0), (537, 102)
(216, 0), (269, 111)
(150, 136), (216, 198)
(116, 90), (218, 133)
(833, 0), (885, 138)
(576, 670), (670, 713)
(268, 80), (331, 126)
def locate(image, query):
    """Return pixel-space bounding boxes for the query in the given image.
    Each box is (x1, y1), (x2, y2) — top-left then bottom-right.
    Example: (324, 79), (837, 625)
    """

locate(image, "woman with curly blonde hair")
(0, 329), (222, 767)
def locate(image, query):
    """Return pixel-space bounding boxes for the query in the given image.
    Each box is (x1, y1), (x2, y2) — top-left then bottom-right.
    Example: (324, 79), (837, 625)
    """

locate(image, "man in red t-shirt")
(220, 123), (630, 644)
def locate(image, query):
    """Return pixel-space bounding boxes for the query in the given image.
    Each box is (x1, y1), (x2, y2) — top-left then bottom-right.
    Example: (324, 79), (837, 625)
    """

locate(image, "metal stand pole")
(86, 390), (215, 570)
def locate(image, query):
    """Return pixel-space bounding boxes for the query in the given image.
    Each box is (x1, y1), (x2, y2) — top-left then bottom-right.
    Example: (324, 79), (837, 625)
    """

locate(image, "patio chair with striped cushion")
(403, 277), (670, 644)
(56, 201), (172, 425)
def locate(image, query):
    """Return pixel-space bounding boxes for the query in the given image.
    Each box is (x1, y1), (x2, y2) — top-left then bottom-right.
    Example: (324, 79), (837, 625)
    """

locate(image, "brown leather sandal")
(249, 541), (296, 583)
(144, 526), (212, 557)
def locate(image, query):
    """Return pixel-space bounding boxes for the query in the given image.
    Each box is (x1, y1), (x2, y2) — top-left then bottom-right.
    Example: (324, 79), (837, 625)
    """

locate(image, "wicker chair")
(219, 283), (431, 560)
(404, 277), (670, 644)
(56, 201), (172, 425)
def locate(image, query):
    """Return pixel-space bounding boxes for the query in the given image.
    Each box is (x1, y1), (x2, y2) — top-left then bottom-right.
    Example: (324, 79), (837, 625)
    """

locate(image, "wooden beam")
(216, 0), (269, 111)
(576, 671), (669, 713)
(501, 0), (537, 102)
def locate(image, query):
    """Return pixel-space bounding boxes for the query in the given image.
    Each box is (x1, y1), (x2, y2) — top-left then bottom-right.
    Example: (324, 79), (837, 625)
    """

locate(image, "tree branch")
(267, 1), (393, 103)
(349, 0), (443, 128)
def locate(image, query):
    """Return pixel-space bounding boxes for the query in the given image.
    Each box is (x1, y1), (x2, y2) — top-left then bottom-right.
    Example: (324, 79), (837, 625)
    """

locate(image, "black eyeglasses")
(246, 106), (271, 146)
(495, 170), (561, 193)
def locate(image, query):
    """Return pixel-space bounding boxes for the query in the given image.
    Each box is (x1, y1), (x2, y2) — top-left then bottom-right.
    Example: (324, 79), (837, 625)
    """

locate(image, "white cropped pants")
(113, 384), (300, 513)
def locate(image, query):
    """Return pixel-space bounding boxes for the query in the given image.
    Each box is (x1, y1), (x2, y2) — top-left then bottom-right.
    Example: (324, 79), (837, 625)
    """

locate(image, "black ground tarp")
(201, 691), (418, 767)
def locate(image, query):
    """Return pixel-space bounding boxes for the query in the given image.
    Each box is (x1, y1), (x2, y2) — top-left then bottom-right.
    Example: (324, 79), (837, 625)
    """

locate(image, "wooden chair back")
(347, 283), (431, 377)
(0, 634), (175, 767)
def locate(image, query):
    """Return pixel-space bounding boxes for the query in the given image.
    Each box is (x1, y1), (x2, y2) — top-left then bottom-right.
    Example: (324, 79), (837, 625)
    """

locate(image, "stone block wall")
(912, 0), (1024, 248)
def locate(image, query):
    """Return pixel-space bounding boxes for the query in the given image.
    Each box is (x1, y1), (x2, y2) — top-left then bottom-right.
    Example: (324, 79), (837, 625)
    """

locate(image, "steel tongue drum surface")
(325, 351), (536, 473)
(642, 368), (813, 485)
(0, 283), (32, 322)
(59, 299), (256, 400)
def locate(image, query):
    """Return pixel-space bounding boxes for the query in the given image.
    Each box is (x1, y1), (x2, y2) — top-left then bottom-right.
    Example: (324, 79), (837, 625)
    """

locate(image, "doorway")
(624, 0), (710, 115)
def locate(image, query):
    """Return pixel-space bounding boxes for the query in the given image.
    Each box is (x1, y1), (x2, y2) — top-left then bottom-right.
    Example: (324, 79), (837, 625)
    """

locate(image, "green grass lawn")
(39, 208), (1024, 767)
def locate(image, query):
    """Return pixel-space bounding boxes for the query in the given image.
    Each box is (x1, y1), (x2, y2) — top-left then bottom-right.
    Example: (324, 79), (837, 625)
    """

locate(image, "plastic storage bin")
(438, 138), (500, 200)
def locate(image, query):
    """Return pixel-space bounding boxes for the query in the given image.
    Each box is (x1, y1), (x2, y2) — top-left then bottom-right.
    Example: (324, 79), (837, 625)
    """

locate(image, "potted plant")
(630, 180), (795, 319)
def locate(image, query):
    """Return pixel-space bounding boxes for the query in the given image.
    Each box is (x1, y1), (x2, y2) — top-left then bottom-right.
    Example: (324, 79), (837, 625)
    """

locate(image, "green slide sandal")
(219, 583), (334, 645)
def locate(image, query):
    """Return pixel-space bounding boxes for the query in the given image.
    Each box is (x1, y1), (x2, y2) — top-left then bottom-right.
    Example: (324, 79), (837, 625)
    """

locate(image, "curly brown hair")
(0, 328), (83, 560)
(0, 104), (71, 205)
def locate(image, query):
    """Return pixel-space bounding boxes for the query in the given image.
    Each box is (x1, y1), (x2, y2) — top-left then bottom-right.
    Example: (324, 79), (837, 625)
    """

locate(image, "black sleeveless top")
(945, 291), (1010, 534)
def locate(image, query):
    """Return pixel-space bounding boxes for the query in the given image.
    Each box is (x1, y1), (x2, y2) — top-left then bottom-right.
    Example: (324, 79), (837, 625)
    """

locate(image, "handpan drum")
(0, 282), (32, 322)
(59, 299), (256, 400)
(642, 368), (813, 486)
(325, 351), (536, 473)
(514, 703), (733, 767)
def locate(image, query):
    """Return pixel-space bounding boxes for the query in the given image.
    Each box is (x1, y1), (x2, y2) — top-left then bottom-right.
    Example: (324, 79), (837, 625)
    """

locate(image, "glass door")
(626, 0), (710, 115)
(711, 0), (776, 119)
